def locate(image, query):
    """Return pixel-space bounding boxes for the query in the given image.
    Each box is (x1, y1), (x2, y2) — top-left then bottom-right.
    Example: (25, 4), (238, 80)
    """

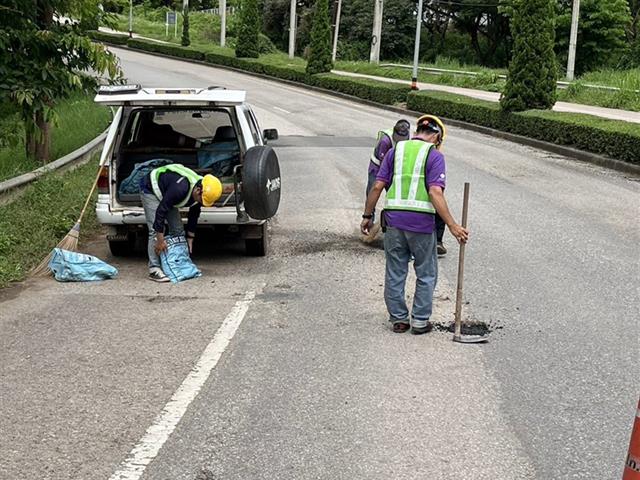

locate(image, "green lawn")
(0, 158), (100, 287)
(0, 93), (112, 182)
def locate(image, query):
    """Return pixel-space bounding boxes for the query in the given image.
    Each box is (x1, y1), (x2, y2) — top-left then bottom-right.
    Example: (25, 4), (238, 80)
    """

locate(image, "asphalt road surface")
(1, 47), (638, 480)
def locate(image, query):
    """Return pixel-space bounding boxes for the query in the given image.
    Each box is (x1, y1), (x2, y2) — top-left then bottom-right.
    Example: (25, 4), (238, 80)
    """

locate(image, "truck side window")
(243, 109), (261, 146)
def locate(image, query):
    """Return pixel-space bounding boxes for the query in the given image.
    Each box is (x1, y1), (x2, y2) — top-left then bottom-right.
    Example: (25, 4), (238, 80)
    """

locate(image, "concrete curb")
(0, 130), (108, 201)
(105, 43), (640, 177)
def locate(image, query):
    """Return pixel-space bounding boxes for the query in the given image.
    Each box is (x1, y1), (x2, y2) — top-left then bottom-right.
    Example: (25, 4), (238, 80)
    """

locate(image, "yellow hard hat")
(417, 114), (447, 150)
(201, 174), (222, 207)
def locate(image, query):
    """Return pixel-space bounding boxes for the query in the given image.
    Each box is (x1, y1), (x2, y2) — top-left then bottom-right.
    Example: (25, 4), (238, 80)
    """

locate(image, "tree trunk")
(25, 119), (37, 159)
(34, 110), (51, 163)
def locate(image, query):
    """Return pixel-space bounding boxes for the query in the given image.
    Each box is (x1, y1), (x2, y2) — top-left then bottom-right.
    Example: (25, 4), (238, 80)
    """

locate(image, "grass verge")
(0, 93), (112, 182)
(0, 158), (100, 287)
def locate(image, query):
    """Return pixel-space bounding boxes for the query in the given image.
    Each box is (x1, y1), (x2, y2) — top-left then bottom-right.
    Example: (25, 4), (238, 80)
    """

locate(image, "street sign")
(166, 11), (178, 37)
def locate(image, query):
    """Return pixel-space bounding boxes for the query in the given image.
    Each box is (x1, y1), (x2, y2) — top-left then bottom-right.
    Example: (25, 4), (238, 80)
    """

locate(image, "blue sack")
(197, 141), (239, 176)
(160, 235), (201, 283)
(118, 158), (172, 195)
(48, 248), (118, 282)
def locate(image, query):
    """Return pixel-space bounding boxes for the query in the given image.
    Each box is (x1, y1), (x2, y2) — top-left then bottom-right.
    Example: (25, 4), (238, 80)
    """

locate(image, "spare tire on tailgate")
(243, 146), (281, 220)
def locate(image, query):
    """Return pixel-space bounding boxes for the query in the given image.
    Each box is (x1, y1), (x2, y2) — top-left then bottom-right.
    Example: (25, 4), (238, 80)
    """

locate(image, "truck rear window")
(123, 108), (237, 149)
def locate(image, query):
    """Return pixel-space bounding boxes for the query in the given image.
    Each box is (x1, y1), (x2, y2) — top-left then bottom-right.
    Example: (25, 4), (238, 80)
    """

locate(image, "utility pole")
(332, 0), (342, 62)
(566, 0), (580, 81)
(220, 0), (226, 47)
(289, 0), (296, 59)
(128, 0), (133, 38)
(369, 0), (383, 64)
(411, 0), (424, 89)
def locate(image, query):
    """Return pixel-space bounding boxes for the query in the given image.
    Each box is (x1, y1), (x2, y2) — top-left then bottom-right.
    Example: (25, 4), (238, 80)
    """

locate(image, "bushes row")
(89, 31), (639, 164)
(90, 30), (129, 45)
(408, 91), (640, 164)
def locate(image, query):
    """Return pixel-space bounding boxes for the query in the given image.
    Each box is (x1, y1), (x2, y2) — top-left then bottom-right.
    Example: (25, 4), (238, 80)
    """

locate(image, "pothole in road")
(431, 321), (495, 336)
(276, 230), (383, 257)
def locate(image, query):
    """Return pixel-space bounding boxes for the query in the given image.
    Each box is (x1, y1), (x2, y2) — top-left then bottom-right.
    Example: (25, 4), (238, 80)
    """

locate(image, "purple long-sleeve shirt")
(368, 134), (394, 176)
(376, 139), (446, 234)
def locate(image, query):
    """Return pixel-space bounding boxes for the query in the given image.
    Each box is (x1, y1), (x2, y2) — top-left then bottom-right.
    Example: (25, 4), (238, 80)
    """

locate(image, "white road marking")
(109, 290), (258, 480)
(273, 105), (291, 115)
(273, 106), (292, 114)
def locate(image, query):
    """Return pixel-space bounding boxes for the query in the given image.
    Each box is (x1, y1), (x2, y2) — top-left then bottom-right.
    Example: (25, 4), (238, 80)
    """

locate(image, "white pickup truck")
(94, 85), (281, 256)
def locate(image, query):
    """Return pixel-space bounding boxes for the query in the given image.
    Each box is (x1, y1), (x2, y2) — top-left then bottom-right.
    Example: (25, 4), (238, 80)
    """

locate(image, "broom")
(31, 157), (106, 277)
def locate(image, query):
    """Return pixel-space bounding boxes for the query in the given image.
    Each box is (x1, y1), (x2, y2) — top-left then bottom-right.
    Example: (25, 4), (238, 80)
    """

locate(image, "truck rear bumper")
(96, 202), (265, 226)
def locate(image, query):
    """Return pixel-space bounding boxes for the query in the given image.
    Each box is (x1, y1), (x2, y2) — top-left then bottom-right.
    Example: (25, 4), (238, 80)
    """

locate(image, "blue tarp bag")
(160, 235), (201, 283)
(197, 141), (238, 177)
(48, 248), (118, 282)
(118, 158), (172, 195)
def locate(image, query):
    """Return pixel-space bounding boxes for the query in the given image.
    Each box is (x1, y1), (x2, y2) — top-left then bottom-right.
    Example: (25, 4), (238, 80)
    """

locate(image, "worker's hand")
(448, 223), (469, 244)
(360, 218), (373, 235)
(154, 237), (168, 255)
(186, 237), (194, 255)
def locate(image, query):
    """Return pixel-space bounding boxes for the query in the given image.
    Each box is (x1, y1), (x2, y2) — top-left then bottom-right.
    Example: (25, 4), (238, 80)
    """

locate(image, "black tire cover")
(243, 146), (281, 220)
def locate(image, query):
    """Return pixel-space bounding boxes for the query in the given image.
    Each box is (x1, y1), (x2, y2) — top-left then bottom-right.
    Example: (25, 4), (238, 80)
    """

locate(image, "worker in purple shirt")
(363, 119), (410, 242)
(361, 115), (469, 334)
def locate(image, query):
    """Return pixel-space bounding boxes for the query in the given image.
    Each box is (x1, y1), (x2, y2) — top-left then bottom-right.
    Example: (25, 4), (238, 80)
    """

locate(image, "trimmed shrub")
(127, 38), (205, 60)
(306, 0), (333, 74)
(87, 30), (129, 45)
(181, 7), (190, 47)
(235, 0), (260, 58)
(409, 91), (640, 164)
(501, 0), (557, 112)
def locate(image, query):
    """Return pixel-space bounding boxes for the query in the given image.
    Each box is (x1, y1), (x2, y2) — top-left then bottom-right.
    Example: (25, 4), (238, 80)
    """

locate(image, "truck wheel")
(243, 146), (281, 220)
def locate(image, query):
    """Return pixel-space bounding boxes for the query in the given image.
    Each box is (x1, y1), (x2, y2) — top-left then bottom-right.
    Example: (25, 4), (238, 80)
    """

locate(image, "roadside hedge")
(89, 30), (639, 164)
(408, 91), (640, 164)
(89, 30), (129, 45)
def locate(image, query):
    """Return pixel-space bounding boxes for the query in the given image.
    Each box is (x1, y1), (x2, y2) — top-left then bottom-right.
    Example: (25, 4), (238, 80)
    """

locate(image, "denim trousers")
(383, 226), (438, 328)
(141, 193), (184, 270)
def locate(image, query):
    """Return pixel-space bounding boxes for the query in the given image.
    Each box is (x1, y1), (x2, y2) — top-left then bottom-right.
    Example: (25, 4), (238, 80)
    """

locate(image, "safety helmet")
(201, 174), (222, 207)
(417, 115), (447, 150)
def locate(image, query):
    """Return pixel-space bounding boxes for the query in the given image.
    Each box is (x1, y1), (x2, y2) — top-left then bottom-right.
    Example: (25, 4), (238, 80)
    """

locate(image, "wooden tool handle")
(454, 182), (470, 338)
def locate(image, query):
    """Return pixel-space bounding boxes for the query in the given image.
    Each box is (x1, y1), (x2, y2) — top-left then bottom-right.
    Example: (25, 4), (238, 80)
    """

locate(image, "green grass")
(335, 60), (507, 92)
(0, 158), (100, 287)
(557, 69), (640, 112)
(0, 93), (112, 182)
(336, 61), (640, 111)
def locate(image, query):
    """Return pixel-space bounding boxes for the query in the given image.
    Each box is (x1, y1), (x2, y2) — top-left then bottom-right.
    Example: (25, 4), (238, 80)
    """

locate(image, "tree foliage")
(500, 0), (557, 112)
(306, 0), (333, 74)
(556, 0), (632, 74)
(0, 0), (121, 162)
(235, 0), (260, 57)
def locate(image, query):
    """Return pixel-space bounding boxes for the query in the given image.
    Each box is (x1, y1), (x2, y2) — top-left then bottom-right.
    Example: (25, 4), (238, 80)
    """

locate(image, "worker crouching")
(140, 164), (222, 282)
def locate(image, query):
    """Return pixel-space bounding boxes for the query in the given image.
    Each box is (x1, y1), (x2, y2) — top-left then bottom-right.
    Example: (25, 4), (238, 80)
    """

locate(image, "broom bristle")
(31, 222), (81, 277)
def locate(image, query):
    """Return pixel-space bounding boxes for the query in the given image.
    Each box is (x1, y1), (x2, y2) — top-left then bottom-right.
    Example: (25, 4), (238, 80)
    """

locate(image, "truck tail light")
(97, 165), (109, 194)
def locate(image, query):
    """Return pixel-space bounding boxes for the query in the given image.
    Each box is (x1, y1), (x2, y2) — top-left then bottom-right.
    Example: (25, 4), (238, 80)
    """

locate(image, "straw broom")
(31, 158), (105, 277)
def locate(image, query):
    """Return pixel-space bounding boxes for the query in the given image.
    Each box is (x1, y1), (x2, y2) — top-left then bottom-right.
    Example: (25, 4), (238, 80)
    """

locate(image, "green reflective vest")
(150, 164), (203, 208)
(370, 129), (394, 166)
(384, 140), (436, 214)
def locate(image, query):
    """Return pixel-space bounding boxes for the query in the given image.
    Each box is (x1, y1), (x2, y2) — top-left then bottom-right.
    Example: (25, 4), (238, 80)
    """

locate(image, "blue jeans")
(383, 227), (438, 328)
(141, 193), (184, 270)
